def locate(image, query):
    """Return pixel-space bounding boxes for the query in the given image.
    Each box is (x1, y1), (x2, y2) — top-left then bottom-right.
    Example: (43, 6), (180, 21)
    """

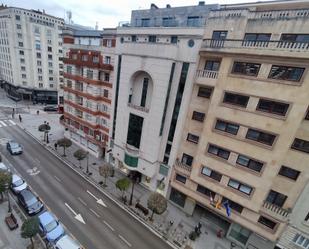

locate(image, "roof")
(73, 30), (103, 38)
(56, 235), (80, 249)
(39, 211), (54, 226)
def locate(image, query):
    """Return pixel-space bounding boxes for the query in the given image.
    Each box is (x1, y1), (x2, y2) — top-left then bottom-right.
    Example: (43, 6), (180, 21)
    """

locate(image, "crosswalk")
(0, 119), (16, 128)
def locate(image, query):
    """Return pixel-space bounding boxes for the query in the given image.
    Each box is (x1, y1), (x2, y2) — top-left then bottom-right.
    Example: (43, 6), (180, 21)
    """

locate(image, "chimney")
(166, 4), (171, 8)
(150, 3), (158, 9)
(198, 1), (205, 6)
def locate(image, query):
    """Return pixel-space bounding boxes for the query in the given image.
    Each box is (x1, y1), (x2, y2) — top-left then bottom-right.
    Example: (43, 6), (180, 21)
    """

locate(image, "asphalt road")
(0, 118), (173, 249)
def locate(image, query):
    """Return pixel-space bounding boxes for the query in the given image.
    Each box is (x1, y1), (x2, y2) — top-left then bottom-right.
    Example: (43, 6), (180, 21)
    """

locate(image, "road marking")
(86, 190), (107, 207)
(34, 158), (40, 164)
(118, 234), (132, 247)
(64, 202), (86, 224)
(0, 121), (7, 127)
(54, 175), (61, 182)
(27, 167), (41, 176)
(103, 220), (115, 231)
(77, 197), (87, 207)
(8, 120), (16, 125)
(90, 208), (100, 218)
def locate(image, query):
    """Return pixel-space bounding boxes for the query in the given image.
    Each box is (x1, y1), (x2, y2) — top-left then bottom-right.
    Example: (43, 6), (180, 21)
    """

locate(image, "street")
(0, 116), (173, 249)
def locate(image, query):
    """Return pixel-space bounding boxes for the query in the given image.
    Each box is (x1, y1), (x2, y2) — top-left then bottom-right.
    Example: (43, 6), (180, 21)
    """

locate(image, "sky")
(3, 0), (270, 29)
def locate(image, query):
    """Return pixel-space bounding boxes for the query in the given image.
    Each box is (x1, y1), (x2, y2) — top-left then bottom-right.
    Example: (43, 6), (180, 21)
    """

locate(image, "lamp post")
(129, 171), (139, 206)
(86, 152), (89, 174)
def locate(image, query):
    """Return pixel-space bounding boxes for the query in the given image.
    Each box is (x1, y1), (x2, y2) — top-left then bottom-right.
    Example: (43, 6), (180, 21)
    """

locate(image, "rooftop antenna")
(66, 10), (72, 24)
(95, 22), (98, 30)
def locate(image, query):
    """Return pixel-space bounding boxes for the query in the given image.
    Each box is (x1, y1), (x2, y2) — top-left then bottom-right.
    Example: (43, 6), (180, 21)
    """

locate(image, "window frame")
(175, 174), (186, 184)
(246, 128), (276, 146)
(228, 179), (253, 195)
(258, 216), (277, 230)
(192, 111), (205, 122)
(197, 86), (213, 98)
(181, 153), (193, 167)
(187, 133), (199, 144)
(256, 99), (289, 116)
(231, 61), (261, 77)
(266, 190), (287, 207)
(291, 138), (309, 154)
(207, 144), (230, 160)
(201, 166), (222, 182)
(268, 65), (305, 82)
(278, 165), (300, 181)
(215, 119), (239, 135)
(223, 92), (249, 108)
(236, 154), (263, 172)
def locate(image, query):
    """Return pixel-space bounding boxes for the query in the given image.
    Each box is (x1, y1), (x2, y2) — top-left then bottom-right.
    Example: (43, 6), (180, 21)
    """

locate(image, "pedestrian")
(54, 143), (57, 151)
(18, 114), (22, 122)
(37, 110), (39, 115)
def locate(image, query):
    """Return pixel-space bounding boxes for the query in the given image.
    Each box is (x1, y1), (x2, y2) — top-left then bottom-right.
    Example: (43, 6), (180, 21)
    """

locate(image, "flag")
(223, 201), (231, 217)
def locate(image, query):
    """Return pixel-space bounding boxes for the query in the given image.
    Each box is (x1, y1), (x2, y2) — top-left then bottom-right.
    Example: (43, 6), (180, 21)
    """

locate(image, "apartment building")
(277, 183), (309, 249)
(0, 5), (63, 103)
(130, 1), (219, 28)
(169, 1), (309, 249)
(61, 28), (116, 157)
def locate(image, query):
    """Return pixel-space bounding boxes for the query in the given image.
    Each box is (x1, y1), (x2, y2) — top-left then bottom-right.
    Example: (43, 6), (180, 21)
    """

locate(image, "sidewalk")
(15, 109), (231, 249)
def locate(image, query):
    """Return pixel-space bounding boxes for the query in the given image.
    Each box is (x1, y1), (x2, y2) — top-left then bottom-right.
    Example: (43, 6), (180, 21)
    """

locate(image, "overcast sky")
(3, 0), (270, 28)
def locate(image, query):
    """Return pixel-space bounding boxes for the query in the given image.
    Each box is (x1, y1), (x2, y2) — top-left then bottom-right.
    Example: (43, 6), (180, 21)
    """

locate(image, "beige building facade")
(169, 1), (309, 249)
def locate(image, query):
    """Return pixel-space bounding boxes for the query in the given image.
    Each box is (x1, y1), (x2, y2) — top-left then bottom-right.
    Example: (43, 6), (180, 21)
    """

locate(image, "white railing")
(262, 201), (290, 221)
(127, 103), (149, 113)
(196, 70), (218, 79)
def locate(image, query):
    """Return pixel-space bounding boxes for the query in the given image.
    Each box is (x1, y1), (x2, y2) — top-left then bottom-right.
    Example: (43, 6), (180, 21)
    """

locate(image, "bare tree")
(99, 164), (111, 187)
(147, 192), (167, 221)
(57, 138), (72, 156)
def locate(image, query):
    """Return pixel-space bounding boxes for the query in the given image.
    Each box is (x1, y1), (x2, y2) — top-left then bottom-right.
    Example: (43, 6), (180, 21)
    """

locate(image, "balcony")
(201, 39), (309, 58)
(63, 72), (112, 88)
(127, 103), (149, 113)
(63, 58), (114, 71)
(261, 201), (290, 222)
(174, 159), (192, 177)
(195, 69), (219, 86)
(125, 143), (139, 156)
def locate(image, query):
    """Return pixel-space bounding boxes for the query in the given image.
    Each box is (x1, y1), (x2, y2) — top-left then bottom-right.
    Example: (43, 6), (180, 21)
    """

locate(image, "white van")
(54, 235), (82, 249)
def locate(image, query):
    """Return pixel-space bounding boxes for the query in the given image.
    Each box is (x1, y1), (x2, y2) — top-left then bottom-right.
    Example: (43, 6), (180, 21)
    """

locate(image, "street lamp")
(129, 171), (139, 206)
(86, 152), (89, 174)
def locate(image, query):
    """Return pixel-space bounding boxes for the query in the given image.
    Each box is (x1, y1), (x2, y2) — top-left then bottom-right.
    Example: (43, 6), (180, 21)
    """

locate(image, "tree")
(38, 122), (51, 142)
(0, 171), (12, 204)
(57, 138), (72, 156)
(115, 178), (131, 199)
(21, 217), (39, 249)
(99, 164), (111, 187)
(73, 149), (87, 169)
(147, 192), (167, 221)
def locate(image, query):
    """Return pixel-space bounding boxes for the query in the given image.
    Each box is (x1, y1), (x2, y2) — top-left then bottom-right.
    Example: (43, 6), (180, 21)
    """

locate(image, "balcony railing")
(174, 159), (192, 176)
(262, 201), (290, 221)
(196, 69), (218, 79)
(127, 103), (149, 113)
(125, 143), (139, 156)
(202, 39), (309, 52)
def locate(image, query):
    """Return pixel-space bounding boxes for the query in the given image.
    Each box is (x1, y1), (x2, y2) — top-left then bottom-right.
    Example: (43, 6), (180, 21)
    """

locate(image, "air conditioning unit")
(96, 135), (101, 141)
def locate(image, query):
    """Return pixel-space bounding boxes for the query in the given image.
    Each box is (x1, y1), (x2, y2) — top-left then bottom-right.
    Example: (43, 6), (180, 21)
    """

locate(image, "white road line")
(8, 120), (16, 125)
(65, 202), (77, 216)
(118, 234), (132, 247)
(90, 208), (100, 218)
(86, 190), (107, 207)
(103, 220), (115, 231)
(77, 197), (87, 207)
(54, 175), (61, 182)
(34, 158), (40, 164)
(0, 121), (7, 127)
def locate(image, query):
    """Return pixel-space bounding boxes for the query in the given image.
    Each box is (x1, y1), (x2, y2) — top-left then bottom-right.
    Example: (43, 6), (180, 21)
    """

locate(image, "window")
(49, 84), (54, 88)
(16, 24), (21, 29)
(208, 144), (230, 160)
(17, 33), (22, 38)
(236, 155), (263, 172)
(212, 31), (228, 40)
(197, 86), (213, 98)
(175, 174), (186, 184)
(66, 66), (72, 74)
(20, 58), (25, 63)
(38, 76), (43, 81)
(171, 36), (178, 44)
(140, 78), (148, 107)
(281, 34), (309, 42)
(35, 43), (41, 50)
(49, 77), (53, 81)
(36, 52), (41, 58)
(126, 113), (144, 149)
(18, 42), (23, 47)
(204, 60), (220, 71)
(131, 35), (137, 42)
(258, 216), (277, 230)
(103, 89), (108, 98)
(228, 179), (253, 195)
(292, 138), (309, 153)
(37, 68), (42, 73)
(266, 190), (287, 207)
(49, 70), (53, 74)
(162, 17), (175, 27)
(19, 50), (24, 55)
(105, 56), (111, 64)
(246, 129), (276, 146)
(47, 46), (52, 52)
(48, 62), (53, 67)
(169, 188), (186, 207)
(201, 166), (222, 182)
(48, 54), (52, 60)
(181, 153), (193, 167)
(192, 111), (205, 122)
(256, 99), (289, 116)
(148, 35), (156, 43)
(278, 166), (300, 180)
(187, 133), (199, 144)
(221, 197), (243, 213)
(232, 62), (261, 76)
(21, 66), (25, 71)
(15, 15), (21, 20)
(268, 65), (304, 82)
(223, 92), (249, 107)
(93, 56), (99, 63)
(141, 18), (150, 27)
(215, 120), (239, 135)
(82, 55), (88, 61)
(244, 33), (271, 42)
(34, 27), (40, 34)
(293, 234), (309, 249)
(39, 83), (43, 88)
(196, 184), (215, 197)
(21, 74), (26, 79)
(104, 73), (110, 82)
(87, 70), (93, 79)
(187, 16), (200, 27)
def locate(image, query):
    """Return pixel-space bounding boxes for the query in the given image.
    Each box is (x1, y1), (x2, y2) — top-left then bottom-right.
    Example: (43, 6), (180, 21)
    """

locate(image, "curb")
(20, 127), (179, 249)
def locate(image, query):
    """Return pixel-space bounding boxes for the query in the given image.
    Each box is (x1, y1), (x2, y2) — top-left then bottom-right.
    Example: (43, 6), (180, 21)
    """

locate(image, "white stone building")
(0, 5), (64, 104)
(112, 27), (203, 193)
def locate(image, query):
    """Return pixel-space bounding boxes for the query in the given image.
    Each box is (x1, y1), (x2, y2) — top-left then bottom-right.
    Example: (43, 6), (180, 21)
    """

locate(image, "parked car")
(17, 189), (44, 215)
(7, 141), (23, 155)
(11, 174), (27, 194)
(54, 235), (82, 249)
(0, 162), (10, 172)
(38, 211), (65, 242)
(44, 105), (58, 112)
